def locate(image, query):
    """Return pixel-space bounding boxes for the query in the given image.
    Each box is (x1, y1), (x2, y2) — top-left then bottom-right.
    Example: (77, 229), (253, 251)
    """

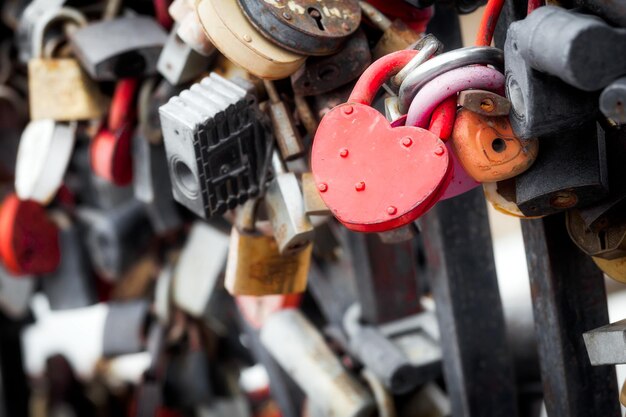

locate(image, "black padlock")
(504, 10), (599, 139)
(514, 122), (609, 217)
(575, 0), (626, 28)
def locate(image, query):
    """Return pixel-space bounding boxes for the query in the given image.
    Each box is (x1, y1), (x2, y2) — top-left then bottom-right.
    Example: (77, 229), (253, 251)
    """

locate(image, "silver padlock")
(260, 309), (375, 417)
(15, 0), (67, 63)
(157, 24), (212, 86)
(173, 222), (230, 318)
(132, 133), (182, 234)
(265, 152), (314, 256)
(160, 73), (272, 219)
(42, 212), (96, 311)
(15, 119), (76, 204)
(102, 299), (150, 357)
(68, 16), (167, 81)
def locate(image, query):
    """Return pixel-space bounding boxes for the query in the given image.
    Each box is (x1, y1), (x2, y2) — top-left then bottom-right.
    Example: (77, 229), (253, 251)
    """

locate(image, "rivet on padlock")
(15, 120), (76, 204)
(600, 76), (626, 125)
(195, 0), (306, 80)
(450, 108), (538, 183)
(312, 50), (452, 232)
(238, 0), (361, 56)
(265, 152), (314, 255)
(458, 90), (511, 117)
(27, 7), (105, 121)
(0, 193), (60, 275)
(225, 199), (312, 296)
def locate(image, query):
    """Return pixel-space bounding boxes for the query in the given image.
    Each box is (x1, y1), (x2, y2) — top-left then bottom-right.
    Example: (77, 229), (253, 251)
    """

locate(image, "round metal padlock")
(311, 50), (452, 233)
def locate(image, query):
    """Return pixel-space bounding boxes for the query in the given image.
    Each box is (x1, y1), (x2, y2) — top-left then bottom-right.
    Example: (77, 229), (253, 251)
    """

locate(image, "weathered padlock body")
(291, 29), (370, 97)
(69, 16), (167, 81)
(225, 225), (311, 296)
(312, 102), (451, 232)
(160, 73), (272, 219)
(237, 0), (361, 56)
(514, 123), (609, 217)
(566, 210), (626, 260)
(28, 58), (105, 121)
(451, 109), (538, 182)
(196, 0), (306, 80)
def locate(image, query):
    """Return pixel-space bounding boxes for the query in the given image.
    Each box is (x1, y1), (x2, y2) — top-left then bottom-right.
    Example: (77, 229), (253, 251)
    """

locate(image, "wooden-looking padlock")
(195, 0), (306, 80)
(225, 199), (312, 296)
(28, 7), (105, 121)
(450, 108), (538, 183)
(311, 50), (452, 233)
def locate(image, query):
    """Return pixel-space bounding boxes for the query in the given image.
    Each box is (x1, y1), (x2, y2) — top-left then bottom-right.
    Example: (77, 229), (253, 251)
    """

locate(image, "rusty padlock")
(311, 50), (452, 232)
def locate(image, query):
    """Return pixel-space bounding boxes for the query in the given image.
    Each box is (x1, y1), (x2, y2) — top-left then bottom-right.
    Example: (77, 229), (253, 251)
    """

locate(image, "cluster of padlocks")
(0, 0), (625, 416)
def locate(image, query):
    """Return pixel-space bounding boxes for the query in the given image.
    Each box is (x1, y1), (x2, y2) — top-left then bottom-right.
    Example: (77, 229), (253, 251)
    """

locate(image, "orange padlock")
(450, 108), (538, 183)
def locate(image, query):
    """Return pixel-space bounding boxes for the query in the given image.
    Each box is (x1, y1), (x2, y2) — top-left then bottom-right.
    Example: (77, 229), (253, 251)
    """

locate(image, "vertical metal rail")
(521, 214), (620, 417)
(421, 188), (519, 417)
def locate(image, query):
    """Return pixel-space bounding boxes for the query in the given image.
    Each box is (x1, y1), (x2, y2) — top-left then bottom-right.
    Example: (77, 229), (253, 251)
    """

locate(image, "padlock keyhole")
(308, 8), (325, 31)
(599, 230), (607, 250)
(491, 138), (506, 153)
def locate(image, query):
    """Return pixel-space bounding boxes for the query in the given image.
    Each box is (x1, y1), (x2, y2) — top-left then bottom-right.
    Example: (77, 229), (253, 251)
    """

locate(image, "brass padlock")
(451, 108), (538, 183)
(27, 8), (105, 121)
(225, 199), (312, 296)
(567, 209), (626, 260)
(593, 256), (626, 284)
(195, 0), (306, 80)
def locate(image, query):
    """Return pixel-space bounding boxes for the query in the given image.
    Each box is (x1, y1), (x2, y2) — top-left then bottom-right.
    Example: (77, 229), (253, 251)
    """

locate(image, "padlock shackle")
(405, 65), (505, 128)
(31, 7), (88, 59)
(108, 78), (139, 132)
(348, 50), (419, 106)
(398, 46), (503, 113)
(428, 96), (457, 141)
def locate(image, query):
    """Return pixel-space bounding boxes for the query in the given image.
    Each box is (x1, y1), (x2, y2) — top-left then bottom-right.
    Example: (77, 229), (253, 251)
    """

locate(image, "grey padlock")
(583, 319), (626, 365)
(160, 73), (272, 220)
(265, 152), (314, 256)
(132, 133), (182, 234)
(15, 0), (67, 63)
(261, 309), (374, 417)
(510, 6), (626, 92)
(102, 299), (150, 357)
(343, 304), (442, 394)
(42, 213), (96, 311)
(173, 222), (230, 318)
(504, 11), (599, 139)
(78, 199), (152, 281)
(600, 77), (626, 125)
(0, 264), (35, 320)
(69, 16), (167, 81)
(157, 24), (212, 86)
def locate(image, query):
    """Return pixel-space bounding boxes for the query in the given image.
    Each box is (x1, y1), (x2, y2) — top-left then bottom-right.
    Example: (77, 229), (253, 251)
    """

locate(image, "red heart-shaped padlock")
(0, 193), (60, 275)
(312, 104), (450, 232)
(311, 50), (451, 233)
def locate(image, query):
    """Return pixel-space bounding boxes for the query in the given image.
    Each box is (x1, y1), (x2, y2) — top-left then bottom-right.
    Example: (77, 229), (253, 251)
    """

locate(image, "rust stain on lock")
(225, 226), (311, 296)
(451, 109), (538, 183)
(28, 58), (106, 121)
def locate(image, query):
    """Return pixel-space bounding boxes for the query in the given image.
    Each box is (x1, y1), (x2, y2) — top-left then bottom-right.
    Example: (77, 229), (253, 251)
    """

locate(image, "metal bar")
(421, 188), (519, 417)
(521, 214), (620, 417)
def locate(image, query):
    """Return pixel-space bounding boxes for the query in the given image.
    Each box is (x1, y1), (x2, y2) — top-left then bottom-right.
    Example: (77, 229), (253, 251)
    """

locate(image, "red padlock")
(0, 193), (60, 275)
(311, 50), (452, 233)
(91, 78), (137, 186)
